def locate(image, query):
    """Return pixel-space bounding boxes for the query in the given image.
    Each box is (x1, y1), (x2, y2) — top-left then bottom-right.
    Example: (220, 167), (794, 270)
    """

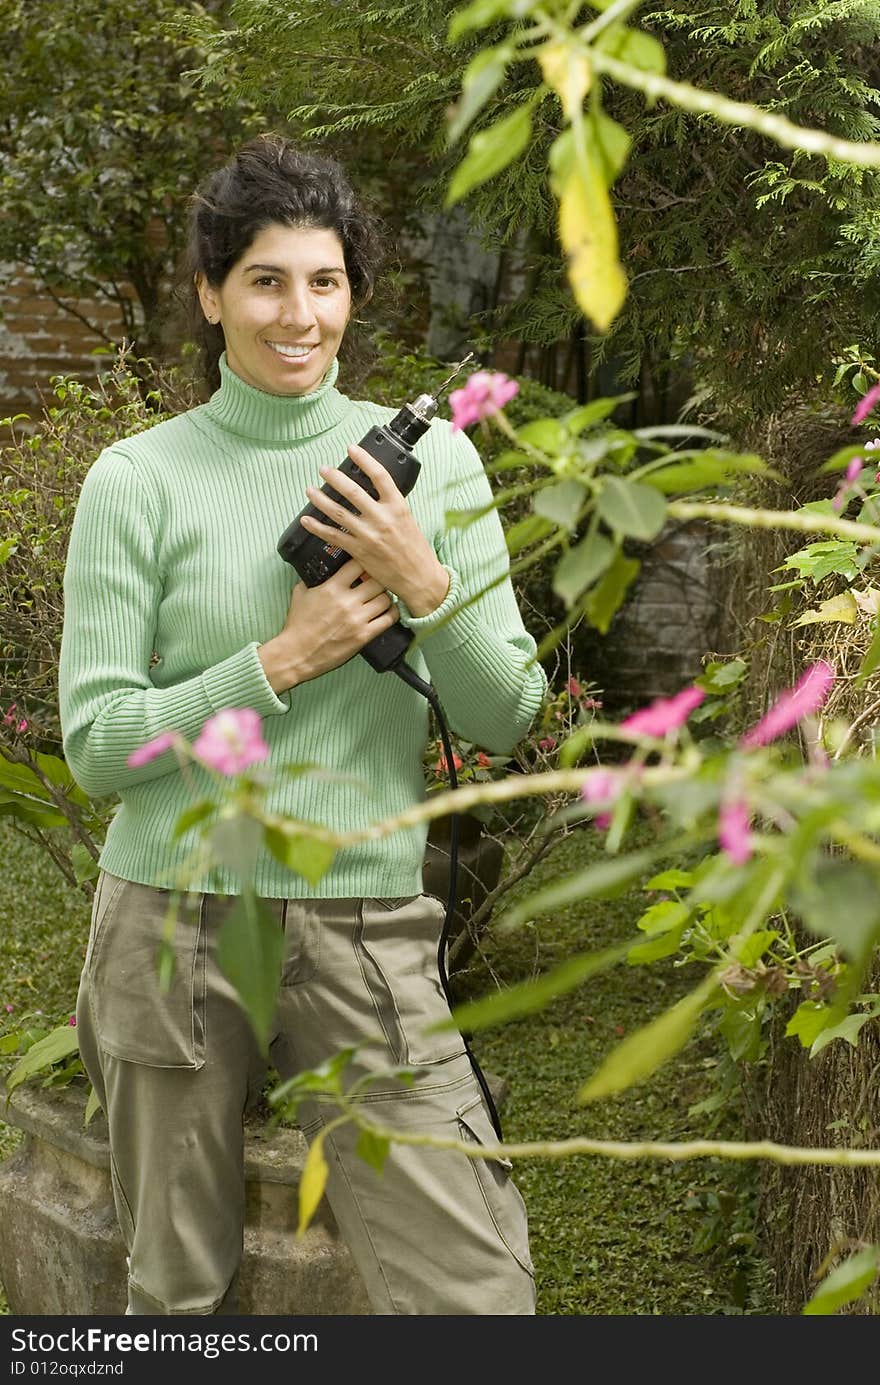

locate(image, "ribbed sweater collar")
(202, 352), (348, 443)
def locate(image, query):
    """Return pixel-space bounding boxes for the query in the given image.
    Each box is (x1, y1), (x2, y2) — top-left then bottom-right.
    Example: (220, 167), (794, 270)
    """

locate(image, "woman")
(59, 134), (546, 1316)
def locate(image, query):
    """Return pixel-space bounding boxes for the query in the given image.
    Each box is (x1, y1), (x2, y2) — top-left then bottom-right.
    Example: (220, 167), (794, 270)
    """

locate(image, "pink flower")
(448, 371), (519, 431)
(16, 719), (27, 733)
(719, 798), (752, 865)
(566, 677), (582, 698)
(2, 704), (17, 724)
(851, 381), (880, 426)
(436, 751), (464, 774)
(832, 456), (863, 511)
(538, 736), (557, 752)
(4, 1004), (14, 1013)
(619, 685), (705, 739)
(476, 752), (491, 768)
(582, 697), (603, 710)
(192, 708), (269, 776)
(67, 1015), (77, 1027)
(739, 661), (835, 749)
(127, 730), (181, 768)
(580, 768), (621, 830)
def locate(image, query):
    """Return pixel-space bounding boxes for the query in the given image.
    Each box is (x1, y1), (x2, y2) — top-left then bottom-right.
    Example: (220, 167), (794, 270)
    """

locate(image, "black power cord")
(391, 660), (504, 1141)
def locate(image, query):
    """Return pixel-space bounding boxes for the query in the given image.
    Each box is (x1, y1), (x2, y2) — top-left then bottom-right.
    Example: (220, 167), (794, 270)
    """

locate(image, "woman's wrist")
(257, 637), (300, 694)
(400, 563), (450, 618)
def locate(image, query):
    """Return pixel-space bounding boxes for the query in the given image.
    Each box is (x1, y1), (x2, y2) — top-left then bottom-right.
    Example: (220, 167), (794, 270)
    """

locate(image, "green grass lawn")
(0, 814), (779, 1316)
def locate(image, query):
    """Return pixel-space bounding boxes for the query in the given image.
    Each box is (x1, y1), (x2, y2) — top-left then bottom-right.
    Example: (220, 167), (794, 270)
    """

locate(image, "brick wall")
(581, 520), (726, 708)
(0, 266), (130, 423)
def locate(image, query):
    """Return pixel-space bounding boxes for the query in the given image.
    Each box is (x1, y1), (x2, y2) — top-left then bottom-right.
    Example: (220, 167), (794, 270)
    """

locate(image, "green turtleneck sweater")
(58, 355), (547, 897)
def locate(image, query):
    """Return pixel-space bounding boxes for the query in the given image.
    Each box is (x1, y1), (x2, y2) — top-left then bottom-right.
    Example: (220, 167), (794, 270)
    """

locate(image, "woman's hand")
(299, 444), (450, 617)
(257, 557), (400, 693)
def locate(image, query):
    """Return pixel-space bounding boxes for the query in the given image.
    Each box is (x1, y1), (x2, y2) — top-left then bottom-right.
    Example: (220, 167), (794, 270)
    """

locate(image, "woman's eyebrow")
(242, 262), (348, 275)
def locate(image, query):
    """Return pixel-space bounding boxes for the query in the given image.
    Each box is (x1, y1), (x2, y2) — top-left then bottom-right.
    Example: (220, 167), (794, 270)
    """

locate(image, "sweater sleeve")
(401, 429), (547, 753)
(58, 445), (289, 799)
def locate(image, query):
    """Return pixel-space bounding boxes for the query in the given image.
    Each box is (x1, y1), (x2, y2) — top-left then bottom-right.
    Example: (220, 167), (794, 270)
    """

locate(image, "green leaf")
(447, 43), (513, 145)
(532, 479), (587, 529)
(297, 1133), (329, 1238)
(596, 26), (667, 76)
(802, 1247), (880, 1315)
(579, 973), (718, 1102)
(695, 659), (747, 694)
(597, 476), (667, 540)
(552, 534), (614, 606)
(810, 1010), (874, 1057)
(505, 513), (555, 557)
(446, 103), (533, 206)
(517, 417), (569, 453)
(646, 868), (694, 890)
(642, 453), (771, 495)
(635, 900), (690, 936)
(499, 847), (660, 930)
(209, 815), (263, 886)
(819, 443), (869, 474)
(583, 552), (641, 633)
(792, 858), (880, 972)
(264, 825), (335, 886)
(779, 542), (861, 584)
(6, 1024), (80, 1096)
(718, 1003), (764, 1063)
(856, 616), (880, 685)
(737, 930), (779, 967)
(436, 940), (632, 1034)
(84, 1085), (102, 1127)
(589, 108), (631, 186)
(355, 1127), (391, 1175)
(172, 799), (217, 839)
(785, 1000), (850, 1048)
(216, 893), (286, 1056)
(70, 843), (100, 887)
(627, 920), (687, 964)
(563, 395), (634, 433)
(448, 0), (540, 44)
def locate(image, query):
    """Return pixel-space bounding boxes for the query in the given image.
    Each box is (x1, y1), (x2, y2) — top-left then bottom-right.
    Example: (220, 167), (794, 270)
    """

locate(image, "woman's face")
(197, 222), (352, 396)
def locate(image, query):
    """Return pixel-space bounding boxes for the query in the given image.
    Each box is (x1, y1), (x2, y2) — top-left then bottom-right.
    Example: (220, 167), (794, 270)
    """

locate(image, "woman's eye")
(313, 277), (336, 289)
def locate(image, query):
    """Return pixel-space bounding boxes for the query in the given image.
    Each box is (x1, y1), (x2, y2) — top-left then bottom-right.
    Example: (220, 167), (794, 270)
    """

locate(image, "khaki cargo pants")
(75, 871), (536, 1316)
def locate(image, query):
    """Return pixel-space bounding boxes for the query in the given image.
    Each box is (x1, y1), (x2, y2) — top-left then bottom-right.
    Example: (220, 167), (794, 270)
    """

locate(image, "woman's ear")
(195, 272), (220, 325)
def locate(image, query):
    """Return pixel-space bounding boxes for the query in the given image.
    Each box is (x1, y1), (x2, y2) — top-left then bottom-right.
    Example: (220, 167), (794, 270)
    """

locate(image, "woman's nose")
(278, 288), (317, 329)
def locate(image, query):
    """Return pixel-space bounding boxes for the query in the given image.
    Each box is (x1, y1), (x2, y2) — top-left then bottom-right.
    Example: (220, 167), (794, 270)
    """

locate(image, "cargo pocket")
(88, 875), (207, 1069)
(457, 1093), (535, 1277)
(355, 894), (466, 1066)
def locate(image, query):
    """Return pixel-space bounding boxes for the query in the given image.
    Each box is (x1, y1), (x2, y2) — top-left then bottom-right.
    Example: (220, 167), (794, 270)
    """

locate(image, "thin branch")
(592, 51), (880, 169)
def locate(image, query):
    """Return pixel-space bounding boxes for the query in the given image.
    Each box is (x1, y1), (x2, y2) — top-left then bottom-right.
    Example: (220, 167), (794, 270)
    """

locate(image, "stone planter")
(0, 1080), (371, 1316)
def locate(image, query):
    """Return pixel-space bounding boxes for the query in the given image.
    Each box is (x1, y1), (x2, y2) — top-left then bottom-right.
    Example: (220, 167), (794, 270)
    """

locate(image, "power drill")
(276, 353), (474, 679)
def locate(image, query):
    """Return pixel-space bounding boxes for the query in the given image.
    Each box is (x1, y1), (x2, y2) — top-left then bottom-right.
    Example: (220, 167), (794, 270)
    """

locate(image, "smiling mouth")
(266, 341), (316, 360)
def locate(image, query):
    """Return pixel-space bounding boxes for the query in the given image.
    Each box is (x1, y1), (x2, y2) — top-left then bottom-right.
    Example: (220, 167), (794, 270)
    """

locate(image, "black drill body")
(276, 400), (434, 672)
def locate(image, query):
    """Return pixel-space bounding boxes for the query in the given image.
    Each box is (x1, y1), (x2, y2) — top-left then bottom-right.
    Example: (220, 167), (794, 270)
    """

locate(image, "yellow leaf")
(792, 591), (858, 627)
(557, 151), (627, 333)
(297, 1132), (329, 1238)
(538, 40), (592, 121)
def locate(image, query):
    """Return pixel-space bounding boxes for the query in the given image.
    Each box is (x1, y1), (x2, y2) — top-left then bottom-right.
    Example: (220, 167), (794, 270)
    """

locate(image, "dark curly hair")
(182, 134), (387, 393)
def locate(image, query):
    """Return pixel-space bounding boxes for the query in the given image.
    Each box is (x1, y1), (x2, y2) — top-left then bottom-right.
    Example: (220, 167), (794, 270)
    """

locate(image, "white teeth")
(267, 342), (313, 358)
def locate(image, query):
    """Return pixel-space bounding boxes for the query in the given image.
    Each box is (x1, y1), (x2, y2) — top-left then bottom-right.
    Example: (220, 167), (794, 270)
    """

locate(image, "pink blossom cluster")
(127, 707), (269, 777)
(581, 662), (835, 867)
(2, 703), (28, 733)
(448, 371), (519, 432)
